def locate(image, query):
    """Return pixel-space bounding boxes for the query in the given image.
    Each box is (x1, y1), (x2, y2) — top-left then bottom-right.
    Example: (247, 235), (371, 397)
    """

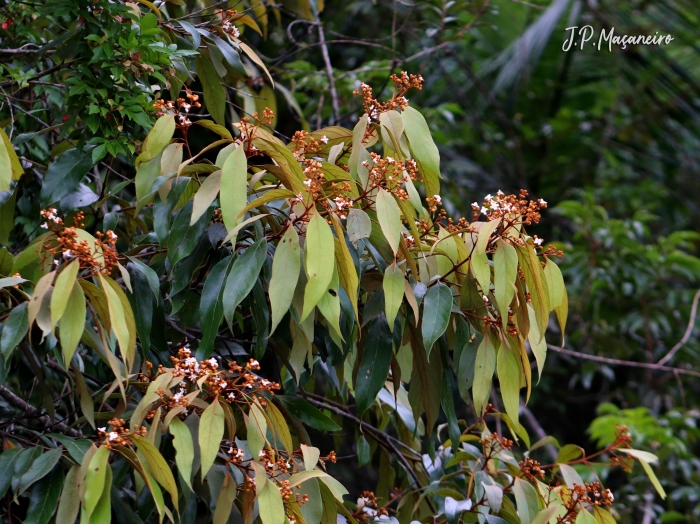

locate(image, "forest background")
(1, 0), (700, 522)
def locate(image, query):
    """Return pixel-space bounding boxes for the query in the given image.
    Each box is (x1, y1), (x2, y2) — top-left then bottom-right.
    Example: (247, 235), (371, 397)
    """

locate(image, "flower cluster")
(291, 130), (323, 161)
(353, 491), (389, 522)
(471, 189), (547, 226)
(153, 89), (201, 127)
(97, 417), (148, 449)
(42, 210), (119, 276)
(218, 9), (242, 39)
(362, 152), (420, 202)
(353, 71), (423, 121)
(519, 457), (545, 481)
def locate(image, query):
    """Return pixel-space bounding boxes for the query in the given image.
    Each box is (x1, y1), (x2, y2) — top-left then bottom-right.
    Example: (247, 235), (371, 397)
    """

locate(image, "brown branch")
(657, 288), (700, 366)
(0, 385), (82, 438)
(546, 344), (700, 378)
(315, 15), (340, 124)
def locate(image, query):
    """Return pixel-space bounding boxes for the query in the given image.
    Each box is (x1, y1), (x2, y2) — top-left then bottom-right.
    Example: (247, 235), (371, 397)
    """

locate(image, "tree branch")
(0, 385), (82, 438)
(657, 288), (700, 366)
(315, 15), (340, 125)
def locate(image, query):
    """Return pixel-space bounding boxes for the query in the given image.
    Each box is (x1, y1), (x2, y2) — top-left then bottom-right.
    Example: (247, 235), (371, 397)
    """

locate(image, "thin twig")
(315, 14), (340, 125)
(546, 344), (700, 378)
(0, 385), (82, 438)
(657, 288), (700, 365)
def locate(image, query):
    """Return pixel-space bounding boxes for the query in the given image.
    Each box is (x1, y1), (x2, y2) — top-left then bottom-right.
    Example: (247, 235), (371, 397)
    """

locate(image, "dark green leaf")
(23, 468), (63, 524)
(167, 200), (212, 266)
(355, 314), (394, 416)
(198, 255), (232, 357)
(421, 282), (453, 358)
(40, 147), (95, 207)
(223, 238), (268, 327)
(195, 55), (227, 126)
(18, 448), (62, 495)
(1, 303), (28, 359)
(275, 396), (341, 432)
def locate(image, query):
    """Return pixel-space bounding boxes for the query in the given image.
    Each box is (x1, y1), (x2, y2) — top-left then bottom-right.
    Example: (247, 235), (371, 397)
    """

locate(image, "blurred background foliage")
(2, 0), (700, 521)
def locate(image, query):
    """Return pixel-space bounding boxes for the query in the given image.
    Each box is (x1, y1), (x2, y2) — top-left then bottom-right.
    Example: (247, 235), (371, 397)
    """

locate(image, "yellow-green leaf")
(99, 275), (136, 372)
(220, 145), (248, 239)
(593, 507), (617, 524)
(136, 115), (175, 166)
(50, 259), (79, 327)
(191, 171), (221, 225)
(199, 398), (225, 480)
(132, 436), (179, 511)
(473, 334), (497, 416)
(83, 445), (109, 519)
(246, 401), (268, 460)
(497, 343), (521, 425)
(213, 474), (237, 524)
(258, 477), (285, 524)
(0, 128), (23, 191)
(383, 262), (404, 330)
(55, 465), (81, 524)
(301, 210), (335, 321)
(494, 239), (517, 322)
(402, 106), (441, 197)
(269, 226), (301, 334)
(516, 244), (550, 342)
(375, 188), (401, 255)
(59, 281), (85, 365)
(470, 219), (501, 295)
(169, 417), (194, 492)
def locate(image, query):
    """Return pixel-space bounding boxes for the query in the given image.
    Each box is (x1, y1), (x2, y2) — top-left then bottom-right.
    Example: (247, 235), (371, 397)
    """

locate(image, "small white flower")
(246, 383), (253, 389)
(497, 190), (504, 196)
(207, 358), (218, 368)
(259, 450), (266, 457)
(303, 179), (312, 187)
(228, 392), (236, 399)
(471, 202), (479, 208)
(534, 238), (543, 246)
(108, 431), (119, 441)
(219, 381), (227, 389)
(229, 446), (235, 454)
(267, 461), (274, 468)
(480, 206), (488, 215)
(62, 250), (73, 260)
(173, 392), (183, 402)
(482, 295), (489, 302)
(433, 194), (441, 204)
(485, 194), (493, 201)
(53, 259), (59, 265)
(40, 223), (48, 229)
(250, 360), (260, 367)
(98, 427), (106, 432)
(538, 198), (547, 205)
(261, 379), (270, 387)
(320, 135), (329, 144)
(232, 26), (240, 38)
(386, 156), (395, 163)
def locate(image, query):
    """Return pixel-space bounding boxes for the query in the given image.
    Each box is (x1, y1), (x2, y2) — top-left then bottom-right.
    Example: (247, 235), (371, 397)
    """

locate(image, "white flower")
(534, 238), (543, 246)
(232, 26), (240, 38)
(480, 206), (488, 215)
(485, 194), (493, 201)
(108, 432), (119, 441)
(62, 250), (73, 260)
(497, 190), (504, 196)
(261, 379), (270, 387)
(386, 156), (395, 163)
(219, 381), (227, 389)
(482, 295), (489, 302)
(207, 358), (218, 368)
(259, 450), (265, 457)
(53, 259), (59, 265)
(98, 427), (106, 432)
(303, 179), (312, 187)
(267, 461), (274, 468)
(538, 198), (547, 205)
(246, 383), (253, 389)
(40, 223), (48, 229)
(229, 446), (235, 454)
(228, 392), (236, 399)
(236, 449), (244, 459)
(173, 392), (183, 402)
(320, 135), (329, 144)
(471, 202), (479, 208)
(250, 360), (259, 367)
(433, 194), (441, 203)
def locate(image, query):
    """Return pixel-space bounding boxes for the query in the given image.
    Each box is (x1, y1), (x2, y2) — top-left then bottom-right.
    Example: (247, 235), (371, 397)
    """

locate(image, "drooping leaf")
(199, 256), (232, 357)
(473, 333), (497, 416)
(199, 398), (225, 480)
(169, 417), (194, 492)
(494, 239), (518, 322)
(136, 116), (175, 166)
(347, 208), (372, 243)
(1, 303), (28, 359)
(40, 148), (95, 207)
(269, 226), (301, 333)
(247, 401), (268, 459)
(132, 437), (179, 511)
(17, 448), (63, 495)
(383, 262), (404, 330)
(355, 314), (394, 416)
(23, 468), (63, 524)
(375, 188), (402, 255)
(55, 465), (81, 524)
(497, 343), (521, 425)
(301, 210), (335, 320)
(195, 55), (227, 125)
(470, 219), (501, 295)
(213, 474), (237, 524)
(83, 445), (109, 520)
(402, 106), (441, 197)
(258, 477), (285, 524)
(50, 258), (79, 327)
(223, 238), (268, 326)
(275, 396), (341, 432)
(220, 145), (248, 238)
(421, 282), (452, 357)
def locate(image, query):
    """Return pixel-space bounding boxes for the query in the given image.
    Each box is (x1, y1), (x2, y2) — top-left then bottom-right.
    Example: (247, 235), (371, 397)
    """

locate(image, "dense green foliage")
(1, 0), (699, 523)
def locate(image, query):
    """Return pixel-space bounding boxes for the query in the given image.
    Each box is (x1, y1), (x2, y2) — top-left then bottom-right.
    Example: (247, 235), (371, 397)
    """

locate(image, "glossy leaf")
(199, 398), (225, 480)
(375, 188), (401, 255)
(497, 343), (521, 425)
(199, 256), (232, 357)
(40, 148), (95, 206)
(223, 238), (268, 326)
(301, 210), (335, 320)
(132, 436), (179, 511)
(494, 239), (518, 322)
(50, 258), (79, 327)
(355, 314), (394, 416)
(269, 226), (301, 333)
(220, 145), (248, 237)
(1, 303), (28, 359)
(473, 334), (497, 416)
(402, 106), (441, 197)
(421, 282), (452, 357)
(383, 262), (404, 330)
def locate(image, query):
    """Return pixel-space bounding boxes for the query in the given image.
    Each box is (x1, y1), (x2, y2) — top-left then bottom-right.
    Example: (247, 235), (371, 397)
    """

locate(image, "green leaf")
(199, 256), (232, 357)
(402, 106), (441, 197)
(421, 282), (452, 356)
(301, 210), (335, 320)
(23, 468), (63, 524)
(40, 148), (95, 207)
(0, 449), (23, 498)
(88, 461), (112, 523)
(355, 314), (394, 416)
(496, 344), (521, 425)
(196, 55), (227, 126)
(55, 465), (81, 524)
(532, 505), (563, 524)
(470, 219), (501, 295)
(1, 303), (28, 359)
(513, 477), (539, 524)
(134, 155), (161, 213)
(576, 509), (597, 524)
(168, 200), (211, 266)
(557, 444), (583, 464)
(83, 445), (109, 519)
(199, 398), (225, 480)
(473, 334), (497, 416)
(558, 464), (583, 488)
(516, 244), (550, 341)
(213, 474), (237, 524)
(269, 226), (301, 334)
(137, 115), (175, 166)
(494, 239), (518, 322)
(275, 396), (341, 432)
(190, 171), (221, 225)
(247, 401), (268, 459)
(0, 128), (22, 191)
(223, 238), (268, 326)
(132, 437), (179, 511)
(220, 145), (248, 238)
(50, 259), (79, 327)
(18, 448), (62, 495)
(592, 507), (616, 524)
(382, 262), (404, 330)
(59, 282), (86, 365)
(195, 120), (233, 140)
(258, 477), (285, 524)
(375, 188), (401, 255)
(347, 208), (372, 243)
(169, 417), (194, 492)
(74, 368), (95, 429)
(348, 114), (370, 180)
(98, 274), (134, 371)
(47, 434), (92, 463)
